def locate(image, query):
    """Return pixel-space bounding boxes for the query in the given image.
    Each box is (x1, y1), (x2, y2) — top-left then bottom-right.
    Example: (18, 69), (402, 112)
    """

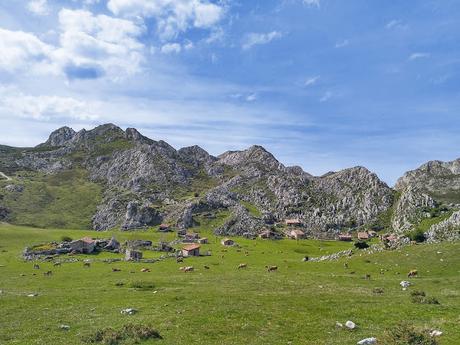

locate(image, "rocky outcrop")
(395, 158), (460, 204)
(41, 126), (76, 147)
(392, 186), (437, 232)
(121, 201), (162, 230)
(425, 211), (460, 242)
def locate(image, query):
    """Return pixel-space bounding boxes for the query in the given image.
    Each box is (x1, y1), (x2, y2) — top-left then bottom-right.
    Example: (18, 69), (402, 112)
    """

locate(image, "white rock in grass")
(357, 337), (377, 345)
(345, 320), (356, 330)
(430, 330), (443, 337)
(335, 321), (343, 328)
(400, 281), (411, 289)
(121, 308), (137, 315)
(27, 293), (38, 297)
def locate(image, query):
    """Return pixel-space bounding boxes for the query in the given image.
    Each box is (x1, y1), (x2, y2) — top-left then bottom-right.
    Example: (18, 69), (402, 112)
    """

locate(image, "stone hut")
(125, 249), (143, 261)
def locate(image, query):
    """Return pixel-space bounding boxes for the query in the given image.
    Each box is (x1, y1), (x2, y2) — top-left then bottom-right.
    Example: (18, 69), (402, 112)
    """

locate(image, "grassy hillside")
(0, 224), (459, 344)
(0, 169), (102, 229)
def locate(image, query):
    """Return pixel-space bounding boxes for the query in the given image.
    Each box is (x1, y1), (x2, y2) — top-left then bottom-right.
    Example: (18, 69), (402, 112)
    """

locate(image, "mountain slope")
(0, 123), (428, 237)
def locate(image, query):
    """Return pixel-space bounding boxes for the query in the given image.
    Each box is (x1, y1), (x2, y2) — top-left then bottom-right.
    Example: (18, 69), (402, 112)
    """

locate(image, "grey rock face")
(42, 126), (76, 147)
(395, 158), (460, 203)
(425, 211), (460, 242)
(392, 186), (437, 232)
(121, 201), (162, 230)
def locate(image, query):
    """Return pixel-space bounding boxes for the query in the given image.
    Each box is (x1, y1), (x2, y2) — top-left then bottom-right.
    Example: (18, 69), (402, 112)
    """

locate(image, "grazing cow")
(266, 265), (278, 272)
(364, 274), (371, 280)
(33, 264), (40, 270)
(204, 265), (210, 270)
(53, 262), (61, 267)
(112, 268), (121, 272)
(176, 257), (183, 263)
(140, 268), (150, 273)
(344, 263), (349, 269)
(43, 271), (53, 276)
(83, 262), (91, 268)
(181, 266), (194, 272)
(407, 269), (418, 278)
(238, 263), (247, 269)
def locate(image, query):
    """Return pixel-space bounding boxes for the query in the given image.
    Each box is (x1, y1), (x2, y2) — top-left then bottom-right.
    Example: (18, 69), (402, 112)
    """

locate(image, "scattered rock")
(400, 281), (411, 290)
(121, 308), (137, 315)
(345, 320), (356, 330)
(430, 330), (443, 337)
(357, 337), (377, 345)
(335, 322), (343, 328)
(59, 324), (70, 331)
(27, 293), (38, 297)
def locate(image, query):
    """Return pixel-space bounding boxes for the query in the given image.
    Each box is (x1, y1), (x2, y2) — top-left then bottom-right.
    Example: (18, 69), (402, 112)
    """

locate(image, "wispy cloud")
(27, 0), (49, 16)
(335, 39), (349, 48)
(385, 19), (407, 30)
(161, 43), (182, 54)
(408, 52), (430, 61)
(304, 76), (320, 87)
(319, 91), (332, 102)
(242, 31), (282, 50)
(302, 0), (320, 8)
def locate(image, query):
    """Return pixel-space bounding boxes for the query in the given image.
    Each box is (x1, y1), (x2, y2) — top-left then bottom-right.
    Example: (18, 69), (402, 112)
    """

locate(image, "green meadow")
(0, 223), (459, 345)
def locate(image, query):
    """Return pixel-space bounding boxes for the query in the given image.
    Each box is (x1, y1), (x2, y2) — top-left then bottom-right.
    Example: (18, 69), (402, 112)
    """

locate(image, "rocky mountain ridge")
(0, 124), (459, 240)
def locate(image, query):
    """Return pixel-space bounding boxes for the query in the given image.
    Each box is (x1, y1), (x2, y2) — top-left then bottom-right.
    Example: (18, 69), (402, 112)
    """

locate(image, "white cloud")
(303, 0), (320, 7)
(161, 42), (181, 54)
(0, 28), (54, 72)
(242, 31), (282, 50)
(385, 19), (407, 30)
(319, 91), (332, 102)
(304, 76), (320, 87)
(335, 39), (349, 48)
(408, 52), (430, 61)
(0, 9), (145, 80)
(246, 93), (257, 102)
(27, 0), (50, 16)
(0, 86), (99, 121)
(107, 0), (224, 40)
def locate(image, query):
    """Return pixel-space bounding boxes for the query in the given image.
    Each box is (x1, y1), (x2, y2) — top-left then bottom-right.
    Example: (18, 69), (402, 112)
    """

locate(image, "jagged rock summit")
(0, 124), (459, 240)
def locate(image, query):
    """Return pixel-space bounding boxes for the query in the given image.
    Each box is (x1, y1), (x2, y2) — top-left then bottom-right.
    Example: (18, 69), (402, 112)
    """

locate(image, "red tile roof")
(182, 244), (201, 251)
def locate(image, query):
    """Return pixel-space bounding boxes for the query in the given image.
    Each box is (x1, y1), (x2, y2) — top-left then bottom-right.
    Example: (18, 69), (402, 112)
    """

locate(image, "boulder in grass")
(121, 308), (137, 315)
(345, 320), (356, 330)
(357, 338), (377, 345)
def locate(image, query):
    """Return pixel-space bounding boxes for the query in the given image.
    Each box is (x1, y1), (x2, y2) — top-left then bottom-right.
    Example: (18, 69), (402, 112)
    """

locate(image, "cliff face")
(0, 124), (458, 239)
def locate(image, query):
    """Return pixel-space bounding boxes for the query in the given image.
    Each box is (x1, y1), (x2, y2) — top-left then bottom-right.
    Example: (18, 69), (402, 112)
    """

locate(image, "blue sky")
(0, 0), (459, 185)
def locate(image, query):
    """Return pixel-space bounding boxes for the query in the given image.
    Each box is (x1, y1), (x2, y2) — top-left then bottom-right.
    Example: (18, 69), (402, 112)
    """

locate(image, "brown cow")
(43, 271), (53, 276)
(83, 262), (91, 268)
(140, 268), (150, 273)
(112, 268), (121, 272)
(33, 264), (40, 270)
(407, 269), (418, 278)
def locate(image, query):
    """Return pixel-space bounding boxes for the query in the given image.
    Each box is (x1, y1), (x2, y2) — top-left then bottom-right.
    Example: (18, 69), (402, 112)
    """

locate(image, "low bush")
(407, 229), (426, 243)
(129, 281), (155, 291)
(60, 236), (73, 242)
(410, 290), (440, 305)
(354, 241), (369, 249)
(380, 322), (438, 345)
(83, 324), (162, 344)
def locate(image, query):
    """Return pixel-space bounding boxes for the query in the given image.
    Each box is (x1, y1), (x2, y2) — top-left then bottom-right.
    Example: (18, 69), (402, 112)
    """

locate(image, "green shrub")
(83, 324), (161, 344)
(410, 290), (440, 305)
(60, 236), (73, 242)
(354, 241), (369, 249)
(129, 281), (155, 291)
(408, 229), (426, 243)
(380, 322), (438, 345)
